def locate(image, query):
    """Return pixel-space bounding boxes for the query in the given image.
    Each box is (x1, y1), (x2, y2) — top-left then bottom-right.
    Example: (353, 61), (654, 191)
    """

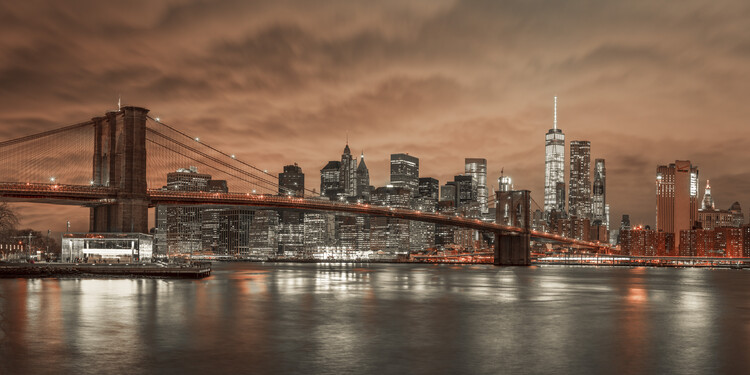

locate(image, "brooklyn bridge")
(0, 106), (612, 265)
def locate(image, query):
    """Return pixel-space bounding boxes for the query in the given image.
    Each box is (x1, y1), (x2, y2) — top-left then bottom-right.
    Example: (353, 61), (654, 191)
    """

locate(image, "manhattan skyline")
(2, 1), (750, 233)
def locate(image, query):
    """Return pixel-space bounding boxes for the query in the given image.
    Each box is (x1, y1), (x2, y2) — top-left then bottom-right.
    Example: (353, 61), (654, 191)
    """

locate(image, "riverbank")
(214, 258), (750, 268)
(0, 262), (211, 279)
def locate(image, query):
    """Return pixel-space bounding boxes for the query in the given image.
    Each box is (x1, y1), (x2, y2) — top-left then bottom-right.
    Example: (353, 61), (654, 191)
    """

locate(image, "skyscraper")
(568, 141), (591, 218)
(465, 158), (488, 215)
(701, 179), (714, 210)
(155, 166), (228, 256)
(278, 164), (305, 256)
(320, 161), (342, 200)
(418, 177), (439, 200)
(454, 175), (476, 208)
(390, 153), (419, 196)
(340, 143), (357, 197)
(544, 97), (565, 215)
(355, 152), (370, 201)
(592, 159), (606, 225)
(656, 160), (699, 249)
(440, 182), (456, 204)
(371, 186), (411, 254)
(279, 163), (304, 197)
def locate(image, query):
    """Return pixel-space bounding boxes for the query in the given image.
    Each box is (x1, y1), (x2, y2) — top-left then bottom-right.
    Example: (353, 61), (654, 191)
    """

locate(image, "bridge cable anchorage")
(145, 117), (317, 195)
(145, 127), (291, 194)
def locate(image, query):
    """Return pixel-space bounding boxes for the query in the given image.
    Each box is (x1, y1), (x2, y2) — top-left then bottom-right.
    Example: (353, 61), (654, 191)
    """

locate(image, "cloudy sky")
(2, 0), (750, 232)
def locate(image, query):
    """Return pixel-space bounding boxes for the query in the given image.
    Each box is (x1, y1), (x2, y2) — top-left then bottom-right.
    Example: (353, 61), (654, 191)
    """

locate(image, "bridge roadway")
(0, 182), (608, 250)
(0, 182), (115, 204)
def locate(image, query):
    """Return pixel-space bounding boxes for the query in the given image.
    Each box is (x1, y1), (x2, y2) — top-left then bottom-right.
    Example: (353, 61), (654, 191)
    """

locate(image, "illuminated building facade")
(544, 96), (565, 214)
(409, 196), (436, 252)
(356, 152), (371, 201)
(679, 226), (743, 257)
(155, 166), (228, 256)
(279, 163), (304, 197)
(742, 225), (750, 257)
(697, 181), (745, 230)
(568, 141), (591, 218)
(278, 164), (305, 256)
(592, 158), (607, 225)
(419, 177), (439, 200)
(454, 175), (476, 209)
(390, 153), (419, 196)
(435, 201), (456, 247)
(656, 160), (699, 249)
(498, 175), (512, 192)
(715, 227), (743, 257)
(371, 186), (411, 254)
(216, 208), (254, 256)
(304, 209), (329, 257)
(440, 183), (456, 204)
(465, 158), (488, 215)
(340, 144), (358, 197)
(320, 161), (342, 200)
(620, 226), (674, 256)
(248, 210), (278, 259)
(61, 233), (153, 263)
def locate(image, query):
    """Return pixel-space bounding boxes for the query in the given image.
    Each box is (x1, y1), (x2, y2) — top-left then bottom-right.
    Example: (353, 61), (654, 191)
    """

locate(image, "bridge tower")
(494, 189), (531, 266)
(90, 106), (150, 233)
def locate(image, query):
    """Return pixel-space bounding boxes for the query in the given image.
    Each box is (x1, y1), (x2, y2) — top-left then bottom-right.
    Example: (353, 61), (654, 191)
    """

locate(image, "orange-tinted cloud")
(1, 0), (750, 234)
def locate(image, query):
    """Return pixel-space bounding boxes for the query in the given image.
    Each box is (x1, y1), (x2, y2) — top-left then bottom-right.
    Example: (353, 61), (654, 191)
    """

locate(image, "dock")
(0, 262), (212, 279)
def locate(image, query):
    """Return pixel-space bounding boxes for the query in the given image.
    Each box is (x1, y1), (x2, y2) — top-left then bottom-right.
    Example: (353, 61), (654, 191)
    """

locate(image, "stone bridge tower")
(90, 106), (150, 233)
(495, 189), (531, 266)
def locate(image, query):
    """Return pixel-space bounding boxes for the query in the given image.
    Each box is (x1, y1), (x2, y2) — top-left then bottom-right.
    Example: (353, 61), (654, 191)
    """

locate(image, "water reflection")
(1, 264), (749, 374)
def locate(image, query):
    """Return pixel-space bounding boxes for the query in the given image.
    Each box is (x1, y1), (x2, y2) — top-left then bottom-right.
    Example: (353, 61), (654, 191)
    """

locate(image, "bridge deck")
(0, 182), (609, 250)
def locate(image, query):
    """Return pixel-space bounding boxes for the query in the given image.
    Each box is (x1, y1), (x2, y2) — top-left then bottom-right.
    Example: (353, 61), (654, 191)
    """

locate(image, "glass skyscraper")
(390, 153), (419, 196)
(592, 158), (606, 225)
(465, 158), (488, 215)
(568, 140), (591, 218)
(544, 97), (565, 214)
(340, 144), (357, 197)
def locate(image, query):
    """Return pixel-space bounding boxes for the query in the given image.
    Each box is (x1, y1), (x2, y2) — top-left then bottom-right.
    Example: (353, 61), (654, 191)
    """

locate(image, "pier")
(0, 262), (212, 279)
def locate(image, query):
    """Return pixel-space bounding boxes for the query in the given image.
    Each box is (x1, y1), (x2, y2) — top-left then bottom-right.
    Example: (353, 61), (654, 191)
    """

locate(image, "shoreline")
(215, 258), (750, 269)
(0, 262), (212, 279)
(2, 259), (747, 279)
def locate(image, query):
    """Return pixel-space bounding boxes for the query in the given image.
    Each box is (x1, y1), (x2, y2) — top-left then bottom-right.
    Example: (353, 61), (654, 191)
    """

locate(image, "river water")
(1, 263), (749, 374)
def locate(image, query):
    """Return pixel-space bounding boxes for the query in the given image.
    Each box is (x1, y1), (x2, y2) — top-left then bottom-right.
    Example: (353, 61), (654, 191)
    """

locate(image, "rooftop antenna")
(118, 94), (121, 111)
(553, 96), (558, 130)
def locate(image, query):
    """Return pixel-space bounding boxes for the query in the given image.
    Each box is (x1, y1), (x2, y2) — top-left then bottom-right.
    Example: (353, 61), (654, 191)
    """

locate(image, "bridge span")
(0, 106), (613, 265)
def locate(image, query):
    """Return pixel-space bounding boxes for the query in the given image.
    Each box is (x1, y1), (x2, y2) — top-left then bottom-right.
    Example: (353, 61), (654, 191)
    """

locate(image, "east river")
(1, 263), (749, 374)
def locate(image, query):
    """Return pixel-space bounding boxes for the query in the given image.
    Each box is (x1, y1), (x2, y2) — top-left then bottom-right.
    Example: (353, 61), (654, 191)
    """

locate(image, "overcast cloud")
(1, 0), (749, 231)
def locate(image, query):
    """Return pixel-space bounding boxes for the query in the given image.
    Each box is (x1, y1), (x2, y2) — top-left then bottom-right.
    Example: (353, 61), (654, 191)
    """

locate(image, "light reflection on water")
(1, 264), (750, 374)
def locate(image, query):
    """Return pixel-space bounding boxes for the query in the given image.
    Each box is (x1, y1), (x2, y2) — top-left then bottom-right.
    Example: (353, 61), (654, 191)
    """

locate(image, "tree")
(0, 201), (19, 232)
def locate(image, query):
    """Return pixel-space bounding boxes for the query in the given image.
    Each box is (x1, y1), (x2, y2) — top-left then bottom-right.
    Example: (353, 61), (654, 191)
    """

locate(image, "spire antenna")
(553, 96), (558, 130)
(118, 94), (121, 111)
